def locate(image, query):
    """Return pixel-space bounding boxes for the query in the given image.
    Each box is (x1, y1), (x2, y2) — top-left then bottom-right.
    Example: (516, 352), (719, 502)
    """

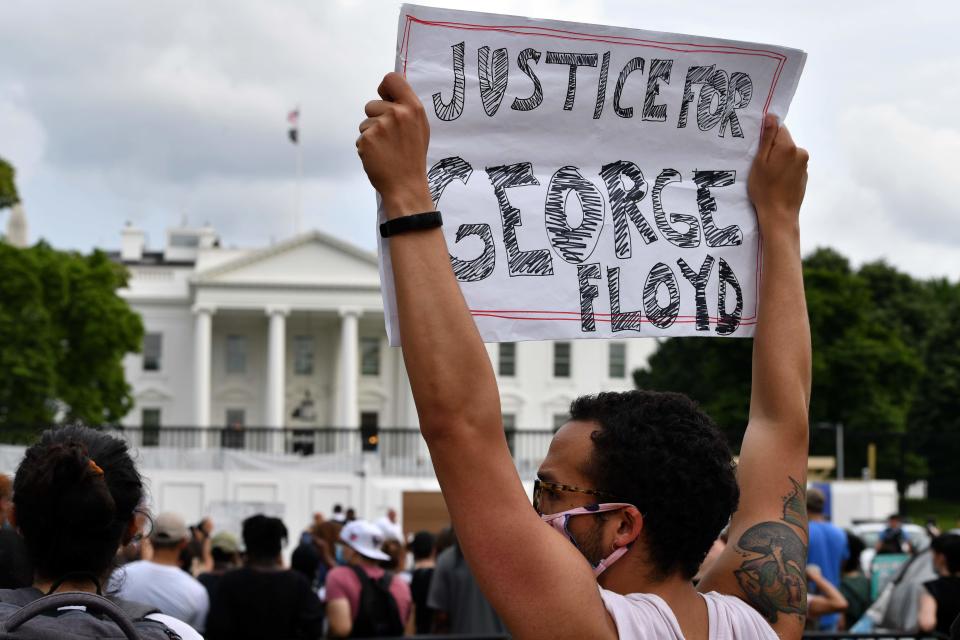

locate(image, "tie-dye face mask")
(541, 502), (637, 577)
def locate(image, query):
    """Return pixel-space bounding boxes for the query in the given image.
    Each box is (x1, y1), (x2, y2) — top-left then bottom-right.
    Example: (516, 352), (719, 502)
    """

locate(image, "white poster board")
(379, 5), (805, 345)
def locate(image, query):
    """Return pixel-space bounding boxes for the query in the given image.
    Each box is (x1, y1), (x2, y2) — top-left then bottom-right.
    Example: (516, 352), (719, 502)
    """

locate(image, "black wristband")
(379, 211), (443, 238)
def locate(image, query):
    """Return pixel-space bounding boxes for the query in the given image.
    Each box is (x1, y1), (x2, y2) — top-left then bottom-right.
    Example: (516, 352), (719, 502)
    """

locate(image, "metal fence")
(12, 426), (557, 480)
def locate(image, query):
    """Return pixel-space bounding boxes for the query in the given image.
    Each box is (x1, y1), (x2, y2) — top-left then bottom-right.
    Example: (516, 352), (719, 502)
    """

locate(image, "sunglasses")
(532, 478), (621, 515)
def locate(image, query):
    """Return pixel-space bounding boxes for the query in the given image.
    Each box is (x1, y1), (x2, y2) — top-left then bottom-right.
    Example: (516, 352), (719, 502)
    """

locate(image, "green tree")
(0, 242), (144, 435)
(634, 338), (751, 441)
(0, 156), (18, 209)
(909, 298), (960, 499)
(634, 247), (941, 495)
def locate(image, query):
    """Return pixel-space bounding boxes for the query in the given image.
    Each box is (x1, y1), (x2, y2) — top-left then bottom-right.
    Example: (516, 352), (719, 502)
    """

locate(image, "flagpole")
(295, 134), (303, 236)
(289, 105), (303, 237)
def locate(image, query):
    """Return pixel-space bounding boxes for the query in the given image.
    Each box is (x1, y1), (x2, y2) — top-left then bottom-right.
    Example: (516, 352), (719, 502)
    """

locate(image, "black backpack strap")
(0, 586), (161, 621)
(347, 563), (367, 582)
(378, 571), (394, 590)
(0, 592), (143, 640)
(347, 565), (374, 638)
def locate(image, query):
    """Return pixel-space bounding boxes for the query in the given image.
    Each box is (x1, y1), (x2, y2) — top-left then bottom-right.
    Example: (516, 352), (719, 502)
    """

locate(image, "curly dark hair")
(571, 390), (739, 580)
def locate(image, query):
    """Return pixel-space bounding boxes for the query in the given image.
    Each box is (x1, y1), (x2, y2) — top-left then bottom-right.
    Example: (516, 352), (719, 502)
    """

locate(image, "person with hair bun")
(0, 425), (202, 639)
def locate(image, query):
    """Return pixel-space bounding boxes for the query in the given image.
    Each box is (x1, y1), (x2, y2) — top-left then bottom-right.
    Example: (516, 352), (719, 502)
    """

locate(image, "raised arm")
(357, 72), (616, 640)
(805, 565), (848, 618)
(697, 115), (811, 639)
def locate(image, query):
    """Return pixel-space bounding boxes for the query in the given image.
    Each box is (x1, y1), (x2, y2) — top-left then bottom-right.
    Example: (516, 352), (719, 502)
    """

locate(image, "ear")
(613, 506), (644, 547)
(122, 516), (140, 545)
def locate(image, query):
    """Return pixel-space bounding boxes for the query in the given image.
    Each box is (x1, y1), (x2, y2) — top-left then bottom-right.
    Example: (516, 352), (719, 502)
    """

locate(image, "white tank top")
(600, 589), (779, 640)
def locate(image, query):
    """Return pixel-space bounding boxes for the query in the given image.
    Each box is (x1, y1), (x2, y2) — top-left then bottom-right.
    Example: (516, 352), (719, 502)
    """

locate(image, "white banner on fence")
(378, 5), (805, 345)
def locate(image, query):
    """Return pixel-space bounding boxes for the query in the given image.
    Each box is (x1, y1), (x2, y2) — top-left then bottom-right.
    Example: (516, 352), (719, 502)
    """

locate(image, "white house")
(114, 222), (656, 435)
(100, 222), (656, 537)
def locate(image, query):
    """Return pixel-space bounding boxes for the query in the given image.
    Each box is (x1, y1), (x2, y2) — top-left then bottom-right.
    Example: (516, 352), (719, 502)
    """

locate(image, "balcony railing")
(42, 426), (557, 480)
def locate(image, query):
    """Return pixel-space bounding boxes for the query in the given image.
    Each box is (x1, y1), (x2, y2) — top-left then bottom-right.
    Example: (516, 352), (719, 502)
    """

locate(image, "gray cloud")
(1, 0), (959, 281)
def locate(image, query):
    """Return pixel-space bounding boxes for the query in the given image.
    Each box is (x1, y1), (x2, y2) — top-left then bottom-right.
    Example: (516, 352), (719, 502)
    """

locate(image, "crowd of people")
(687, 488), (960, 636)
(0, 434), (506, 638)
(795, 491), (960, 636)
(3, 428), (958, 639)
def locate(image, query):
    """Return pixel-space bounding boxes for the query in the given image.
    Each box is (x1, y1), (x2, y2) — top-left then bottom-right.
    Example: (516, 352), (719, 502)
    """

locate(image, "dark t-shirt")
(427, 547), (507, 635)
(410, 567), (435, 634)
(839, 573), (872, 625)
(197, 571), (224, 604)
(205, 567), (324, 640)
(0, 529), (32, 589)
(925, 576), (960, 635)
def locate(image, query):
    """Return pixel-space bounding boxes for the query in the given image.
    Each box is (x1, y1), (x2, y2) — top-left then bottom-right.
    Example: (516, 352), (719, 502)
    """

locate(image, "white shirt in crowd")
(110, 561), (209, 633)
(375, 516), (404, 542)
(600, 589), (779, 640)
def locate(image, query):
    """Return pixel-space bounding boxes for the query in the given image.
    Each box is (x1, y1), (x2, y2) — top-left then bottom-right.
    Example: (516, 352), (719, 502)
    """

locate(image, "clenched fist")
(748, 114), (808, 236)
(357, 72), (434, 220)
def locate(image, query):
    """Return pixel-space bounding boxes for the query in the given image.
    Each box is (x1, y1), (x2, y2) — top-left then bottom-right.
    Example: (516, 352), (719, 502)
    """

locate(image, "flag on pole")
(287, 108), (299, 144)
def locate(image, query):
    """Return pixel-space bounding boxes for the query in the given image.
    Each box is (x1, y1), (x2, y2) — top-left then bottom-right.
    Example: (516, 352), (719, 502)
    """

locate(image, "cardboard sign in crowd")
(378, 5), (806, 345)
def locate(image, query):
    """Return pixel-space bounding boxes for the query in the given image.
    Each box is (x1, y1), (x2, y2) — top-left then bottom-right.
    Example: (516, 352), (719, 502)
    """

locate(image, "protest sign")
(378, 4), (805, 345)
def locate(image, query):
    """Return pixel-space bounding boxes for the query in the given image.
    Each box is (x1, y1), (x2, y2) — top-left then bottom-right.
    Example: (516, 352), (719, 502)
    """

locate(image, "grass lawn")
(903, 497), (960, 532)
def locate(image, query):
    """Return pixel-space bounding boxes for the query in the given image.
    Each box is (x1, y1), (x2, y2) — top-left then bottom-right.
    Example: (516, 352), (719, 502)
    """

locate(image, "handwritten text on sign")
(378, 5), (805, 345)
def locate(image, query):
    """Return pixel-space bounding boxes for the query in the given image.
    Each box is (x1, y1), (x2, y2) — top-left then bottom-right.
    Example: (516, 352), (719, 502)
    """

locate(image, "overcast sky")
(1, 0), (958, 279)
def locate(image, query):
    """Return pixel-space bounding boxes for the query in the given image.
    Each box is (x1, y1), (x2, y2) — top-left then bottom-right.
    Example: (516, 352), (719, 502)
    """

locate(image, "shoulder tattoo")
(733, 477), (808, 624)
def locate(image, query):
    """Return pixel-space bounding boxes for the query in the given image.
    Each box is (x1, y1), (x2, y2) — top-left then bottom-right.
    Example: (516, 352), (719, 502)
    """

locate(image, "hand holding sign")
(749, 115), (809, 235)
(358, 73), (433, 219)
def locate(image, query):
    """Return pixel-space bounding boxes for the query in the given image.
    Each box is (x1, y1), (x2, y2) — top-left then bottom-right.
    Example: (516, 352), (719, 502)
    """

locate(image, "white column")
(338, 308), (362, 428)
(265, 306), (289, 429)
(192, 305), (215, 429)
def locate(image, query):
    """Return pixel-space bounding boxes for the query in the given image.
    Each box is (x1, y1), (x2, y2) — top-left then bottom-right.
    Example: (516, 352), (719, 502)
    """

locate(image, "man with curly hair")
(357, 72), (811, 640)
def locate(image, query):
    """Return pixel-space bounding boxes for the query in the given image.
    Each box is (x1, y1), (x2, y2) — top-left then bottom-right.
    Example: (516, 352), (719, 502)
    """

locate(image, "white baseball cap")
(151, 512), (189, 544)
(340, 520), (391, 562)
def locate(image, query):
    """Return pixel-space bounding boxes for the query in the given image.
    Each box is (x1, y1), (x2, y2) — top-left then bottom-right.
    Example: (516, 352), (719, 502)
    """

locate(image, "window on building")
(360, 337), (381, 376)
(294, 335), (314, 375)
(141, 408), (161, 447)
(609, 342), (627, 378)
(553, 342), (571, 378)
(499, 343), (516, 377)
(502, 413), (517, 455)
(225, 409), (245, 428)
(223, 408), (246, 449)
(143, 333), (162, 372)
(226, 335), (247, 374)
(552, 413), (570, 432)
(360, 411), (380, 452)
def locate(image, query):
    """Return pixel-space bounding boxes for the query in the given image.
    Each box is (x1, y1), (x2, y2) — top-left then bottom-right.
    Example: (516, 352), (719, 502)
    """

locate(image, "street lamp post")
(815, 422), (845, 481)
(835, 422), (844, 481)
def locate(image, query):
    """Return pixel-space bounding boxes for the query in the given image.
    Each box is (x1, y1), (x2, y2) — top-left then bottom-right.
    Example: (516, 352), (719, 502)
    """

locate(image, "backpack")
(347, 566), (403, 638)
(0, 588), (181, 639)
